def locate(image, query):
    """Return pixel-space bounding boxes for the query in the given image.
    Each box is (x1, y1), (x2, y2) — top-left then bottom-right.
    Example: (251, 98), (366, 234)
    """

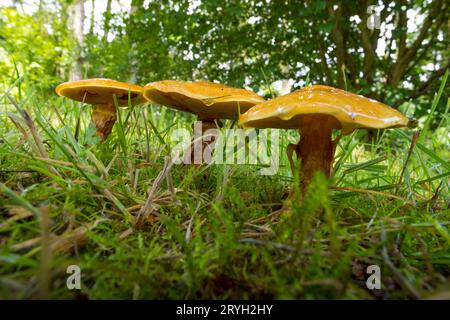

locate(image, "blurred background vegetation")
(0, 0), (449, 300)
(0, 0), (449, 116)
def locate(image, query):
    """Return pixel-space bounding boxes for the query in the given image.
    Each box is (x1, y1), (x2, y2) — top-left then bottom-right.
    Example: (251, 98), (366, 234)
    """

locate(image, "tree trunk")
(69, 0), (85, 81)
(102, 0), (113, 42)
(328, 2), (347, 89)
(89, 0), (95, 35)
(128, 0), (144, 82)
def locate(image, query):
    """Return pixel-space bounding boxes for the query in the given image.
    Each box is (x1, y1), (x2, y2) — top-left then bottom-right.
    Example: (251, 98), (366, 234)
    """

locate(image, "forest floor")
(0, 78), (449, 299)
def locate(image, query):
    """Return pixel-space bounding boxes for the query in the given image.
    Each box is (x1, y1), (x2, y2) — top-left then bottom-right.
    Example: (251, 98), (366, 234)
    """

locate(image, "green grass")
(0, 77), (449, 300)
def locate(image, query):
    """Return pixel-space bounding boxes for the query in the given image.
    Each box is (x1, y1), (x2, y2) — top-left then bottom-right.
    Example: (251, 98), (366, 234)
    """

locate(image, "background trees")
(0, 0), (448, 117)
(0, 0), (449, 300)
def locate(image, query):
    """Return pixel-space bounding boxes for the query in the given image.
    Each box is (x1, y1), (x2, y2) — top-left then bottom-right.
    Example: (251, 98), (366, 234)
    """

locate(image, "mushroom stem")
(190, 120), (221, 164)
(291, 115), (338, 195)
(92, 103), (117, 140)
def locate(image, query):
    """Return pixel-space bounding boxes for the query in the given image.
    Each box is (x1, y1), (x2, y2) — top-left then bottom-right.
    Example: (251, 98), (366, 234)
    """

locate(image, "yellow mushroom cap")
(143, 80), (265, 120)
(239, 85), (410, 134)
(55, 78), (143, 107)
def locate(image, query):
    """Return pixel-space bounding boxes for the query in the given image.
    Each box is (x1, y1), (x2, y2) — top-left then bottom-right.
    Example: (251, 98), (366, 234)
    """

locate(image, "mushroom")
(55, 78), (144, 139)
(143, 80), (265, 163)
(239, 85), (415, 195)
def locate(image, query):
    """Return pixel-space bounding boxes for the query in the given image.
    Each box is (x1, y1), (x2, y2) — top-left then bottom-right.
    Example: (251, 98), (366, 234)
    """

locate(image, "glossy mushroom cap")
(239, 85), (411, 134)
(55, 78), (143, 107)
(143, 80), (265, 120)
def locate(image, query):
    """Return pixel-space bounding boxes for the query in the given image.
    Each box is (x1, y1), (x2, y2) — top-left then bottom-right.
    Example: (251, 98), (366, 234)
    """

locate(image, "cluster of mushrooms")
(55, 78), (415, 198)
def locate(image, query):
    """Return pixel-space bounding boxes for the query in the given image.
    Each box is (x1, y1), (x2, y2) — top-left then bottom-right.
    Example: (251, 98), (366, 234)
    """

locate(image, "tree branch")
(396, 0), (407, 58)
(389, 0), (445, 87)
(318, 33), (333, 85)
(403, 0), (444, 63)
(328, 1), (347, 88)
(393, 62), (450, 107)
(359, 0), (377, 84)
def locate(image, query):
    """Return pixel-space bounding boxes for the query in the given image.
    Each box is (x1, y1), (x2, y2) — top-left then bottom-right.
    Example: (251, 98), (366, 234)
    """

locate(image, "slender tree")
(68, 0), (85, 81)
(102, 0), (113, 43)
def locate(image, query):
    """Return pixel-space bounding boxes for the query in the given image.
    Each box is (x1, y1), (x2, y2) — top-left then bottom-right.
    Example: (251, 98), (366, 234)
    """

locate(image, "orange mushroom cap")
(143, 80), (265, 120)
(55, 78), (143, 107)
(239, 85), (411, 134)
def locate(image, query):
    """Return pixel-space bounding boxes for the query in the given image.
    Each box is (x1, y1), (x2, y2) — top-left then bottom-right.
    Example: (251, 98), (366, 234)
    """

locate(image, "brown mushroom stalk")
(240, 85), (413, 198)
(192, 120), (221, 164)
(92, 102), (117, 139)
(287, 115), (339, 193)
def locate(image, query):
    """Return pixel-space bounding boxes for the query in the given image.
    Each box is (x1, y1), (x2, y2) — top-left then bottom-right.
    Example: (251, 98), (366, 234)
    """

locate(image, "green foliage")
(0, 4), (72, 92)
(0, 75), (449, 298)
(0, 0), (449, 300)
(1, 1), (448, 117)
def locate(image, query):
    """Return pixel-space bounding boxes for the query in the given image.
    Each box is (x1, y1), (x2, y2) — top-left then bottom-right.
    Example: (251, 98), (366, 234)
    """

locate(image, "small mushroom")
(55, 78), (144, 139)
(239, 85), (415, 195)
(143, 80), (265, 163)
